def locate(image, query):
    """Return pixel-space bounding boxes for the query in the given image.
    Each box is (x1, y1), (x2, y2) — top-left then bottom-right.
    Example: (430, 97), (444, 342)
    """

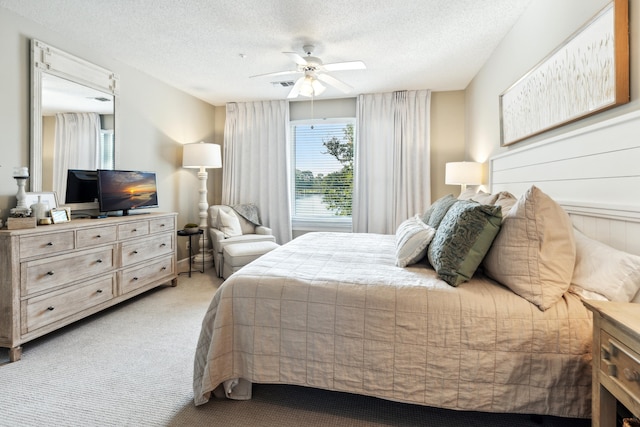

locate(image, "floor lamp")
(182, 142), (222, 266)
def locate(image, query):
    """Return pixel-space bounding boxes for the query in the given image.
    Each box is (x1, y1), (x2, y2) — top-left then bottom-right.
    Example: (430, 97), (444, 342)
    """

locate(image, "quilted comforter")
(193, 232), (592, 418)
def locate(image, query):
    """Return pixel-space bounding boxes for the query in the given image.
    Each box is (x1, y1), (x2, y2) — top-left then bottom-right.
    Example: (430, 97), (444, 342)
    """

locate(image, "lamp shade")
(182, 142), (222, 169)
(445, 162), (483, 185)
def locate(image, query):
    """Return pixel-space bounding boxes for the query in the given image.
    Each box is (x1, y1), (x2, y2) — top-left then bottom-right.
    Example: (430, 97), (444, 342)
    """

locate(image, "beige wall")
(466, 0), (640, 166)
(430, 91), (466, 200)
(0, 7), (218, 261)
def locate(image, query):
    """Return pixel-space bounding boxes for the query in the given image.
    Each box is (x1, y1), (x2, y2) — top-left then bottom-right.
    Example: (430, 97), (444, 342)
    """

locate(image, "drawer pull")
(46, 271), (55, 276)
(96, 259), (103, 263)
(133, 277), (139, 281)
(96, 234), (102, 238)
(161, 266), (167, 271)
(160, 224), (165, 227)
(132, 250), (138, 255)
(160, 243), (166, 247)
(96, 289), (103, 294)
(46, 242), (54, 246)
(132, 229), (137, 232)
(47, 306), (55, 311)
(623, 368), (640, 382)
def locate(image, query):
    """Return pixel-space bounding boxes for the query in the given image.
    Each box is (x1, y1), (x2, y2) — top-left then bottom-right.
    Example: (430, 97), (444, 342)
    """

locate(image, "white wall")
(0, 7), (219, 261)
(466, 0), (640, 163)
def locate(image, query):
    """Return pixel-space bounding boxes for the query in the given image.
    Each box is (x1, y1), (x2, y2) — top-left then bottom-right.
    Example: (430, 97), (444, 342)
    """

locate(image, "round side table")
(177, 229), (204, 277)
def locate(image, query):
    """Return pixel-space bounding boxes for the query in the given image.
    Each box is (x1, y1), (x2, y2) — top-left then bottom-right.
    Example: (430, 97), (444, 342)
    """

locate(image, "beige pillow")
(483, 186), (576, 311)
(217, 208), (242, 238)
(493, 191), (518, 219)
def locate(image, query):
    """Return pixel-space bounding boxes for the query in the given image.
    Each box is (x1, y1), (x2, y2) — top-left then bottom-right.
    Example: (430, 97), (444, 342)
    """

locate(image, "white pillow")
(395, 215), (436, 267)
(483, 186), (576, 311)
(217, 209), (242, 238)
(571, 229), (640, 302)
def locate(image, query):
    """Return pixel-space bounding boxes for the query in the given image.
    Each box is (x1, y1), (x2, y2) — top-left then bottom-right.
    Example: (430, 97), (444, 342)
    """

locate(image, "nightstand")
(583, 300), (640, 427)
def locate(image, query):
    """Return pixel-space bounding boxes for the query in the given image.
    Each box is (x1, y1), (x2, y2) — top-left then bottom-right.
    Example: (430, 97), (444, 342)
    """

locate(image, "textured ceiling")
(1, 0), (532, 106)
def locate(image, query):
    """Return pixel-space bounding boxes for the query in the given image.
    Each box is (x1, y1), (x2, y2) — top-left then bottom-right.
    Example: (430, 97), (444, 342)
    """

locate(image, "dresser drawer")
(600, 329), (640, 405)
(120, 255), (174, 294)
(117, 220), (149, 240)
(23, 246), (115, 295)
(150, 217), (174, 234)
(20, 231), (75, 258)
(120, 233), (173, 267)
(76, 225), (118, 248)
(24, 275), (115, 333)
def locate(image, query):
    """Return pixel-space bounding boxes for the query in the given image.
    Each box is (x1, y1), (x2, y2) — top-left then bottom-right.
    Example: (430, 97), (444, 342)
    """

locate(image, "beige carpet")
(0, 267), (590, 427)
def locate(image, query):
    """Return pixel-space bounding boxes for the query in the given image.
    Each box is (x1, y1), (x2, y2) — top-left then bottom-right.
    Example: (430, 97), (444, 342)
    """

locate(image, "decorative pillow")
(493, 191), (517, 219)
(421, 194), (457, 229)
(483, 186), (576, 311)
(427, 200), (502, 286)
(570, 229), (640, 302)
(217, 208), (242, 238)
(395, 215), (436, 267)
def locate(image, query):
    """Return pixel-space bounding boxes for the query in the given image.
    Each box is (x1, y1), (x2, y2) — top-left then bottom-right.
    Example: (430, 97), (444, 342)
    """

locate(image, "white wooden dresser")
(0, 212), (178, 362)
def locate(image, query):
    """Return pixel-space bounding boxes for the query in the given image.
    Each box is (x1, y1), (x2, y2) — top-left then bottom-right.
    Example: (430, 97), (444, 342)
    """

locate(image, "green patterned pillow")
(421, 194), (457, 229)
(427, 200), (502, 286)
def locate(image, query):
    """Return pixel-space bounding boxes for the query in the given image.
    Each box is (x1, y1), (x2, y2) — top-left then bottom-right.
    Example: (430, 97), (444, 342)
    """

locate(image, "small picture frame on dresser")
(50, 208), (70, 224)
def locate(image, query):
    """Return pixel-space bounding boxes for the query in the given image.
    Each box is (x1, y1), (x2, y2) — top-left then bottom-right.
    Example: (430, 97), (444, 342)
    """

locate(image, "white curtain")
(222, 101), (292, 244)
(53, 112), (101, 203)
(353, 90), (431, 234)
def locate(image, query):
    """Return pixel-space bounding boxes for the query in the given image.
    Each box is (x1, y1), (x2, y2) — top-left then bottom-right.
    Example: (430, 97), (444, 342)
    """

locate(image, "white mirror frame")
(30, 39), (120, 191)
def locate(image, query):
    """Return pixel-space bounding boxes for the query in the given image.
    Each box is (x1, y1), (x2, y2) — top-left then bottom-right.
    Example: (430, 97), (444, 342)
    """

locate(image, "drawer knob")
(96, 289), (103, 294)
(47, 306), (55, 311)
(160, 243), (166, 247)
(47, 271), (55, 276)
(96, 234), (102, 238)
(161, 266), (167, 271)
(624, 368), (640, 382)
(132, 229), (137, 232)
(46, 242), (54, 246)
(160, 224), (165, 227)
(132, 250), (138, 255)
(133, 277), (139, 281)
(96, 259), (103, 263)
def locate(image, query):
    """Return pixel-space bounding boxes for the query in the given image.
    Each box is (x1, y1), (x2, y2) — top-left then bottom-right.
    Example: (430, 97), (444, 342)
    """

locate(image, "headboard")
(489, 109), (640, 256)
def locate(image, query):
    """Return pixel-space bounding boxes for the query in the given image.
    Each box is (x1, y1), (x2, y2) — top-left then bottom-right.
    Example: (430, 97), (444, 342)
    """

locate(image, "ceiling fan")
(250, 44), (366, 99)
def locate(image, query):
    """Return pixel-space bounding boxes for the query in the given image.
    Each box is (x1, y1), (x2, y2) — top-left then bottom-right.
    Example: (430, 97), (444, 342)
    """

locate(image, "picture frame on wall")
(499, 0), (629, 146)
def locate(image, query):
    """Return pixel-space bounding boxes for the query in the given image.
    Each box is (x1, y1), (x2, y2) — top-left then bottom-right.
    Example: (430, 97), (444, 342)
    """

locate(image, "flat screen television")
(97, 169), (159, 216)
(64, 169), (100, 217)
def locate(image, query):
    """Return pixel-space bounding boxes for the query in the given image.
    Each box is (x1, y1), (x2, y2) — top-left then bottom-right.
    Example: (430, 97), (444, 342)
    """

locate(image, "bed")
(193, 113), (640, 418)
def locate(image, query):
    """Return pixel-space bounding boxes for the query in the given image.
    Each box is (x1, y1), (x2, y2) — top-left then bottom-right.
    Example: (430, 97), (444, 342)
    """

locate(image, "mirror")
(30, 39), (119, 208)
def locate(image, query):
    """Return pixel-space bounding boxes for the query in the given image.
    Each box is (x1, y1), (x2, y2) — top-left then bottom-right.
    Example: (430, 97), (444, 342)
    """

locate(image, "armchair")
(208, 205), (276, 277)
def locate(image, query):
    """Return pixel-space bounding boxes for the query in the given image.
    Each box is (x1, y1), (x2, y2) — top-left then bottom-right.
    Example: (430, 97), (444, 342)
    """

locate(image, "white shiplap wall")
(490, 109), (640, 255)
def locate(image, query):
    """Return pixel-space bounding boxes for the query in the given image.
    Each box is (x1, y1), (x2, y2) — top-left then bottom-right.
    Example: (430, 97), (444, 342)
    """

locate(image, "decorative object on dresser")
(182, 142), (222, 266)
(584, 300), (640, 427)
(0, 212), (178, 362)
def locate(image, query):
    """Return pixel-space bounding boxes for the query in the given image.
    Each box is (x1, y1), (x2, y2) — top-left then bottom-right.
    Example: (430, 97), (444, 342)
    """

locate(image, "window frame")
(290, 118), (355, 232)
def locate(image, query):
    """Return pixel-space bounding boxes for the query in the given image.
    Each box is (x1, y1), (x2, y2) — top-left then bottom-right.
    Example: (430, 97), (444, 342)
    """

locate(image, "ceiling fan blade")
(317, 73), (353, 93)
(323, 60), (366, 71)
(287, 76), (305, 99)
(283, 52), (308, 66)
(249, 70), (301, 79)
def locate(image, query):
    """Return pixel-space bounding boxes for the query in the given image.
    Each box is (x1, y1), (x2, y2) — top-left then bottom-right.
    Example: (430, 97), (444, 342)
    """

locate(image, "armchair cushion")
(217, 208), (242, 238)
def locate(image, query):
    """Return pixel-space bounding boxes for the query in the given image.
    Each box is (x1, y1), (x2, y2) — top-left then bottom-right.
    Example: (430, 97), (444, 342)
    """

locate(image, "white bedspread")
(193, 232), (592, 418)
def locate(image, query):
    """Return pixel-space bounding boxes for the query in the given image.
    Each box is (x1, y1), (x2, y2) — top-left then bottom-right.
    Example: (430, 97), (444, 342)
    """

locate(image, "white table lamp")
(445, 161), (483, 194)
(183, 142), (222, 265)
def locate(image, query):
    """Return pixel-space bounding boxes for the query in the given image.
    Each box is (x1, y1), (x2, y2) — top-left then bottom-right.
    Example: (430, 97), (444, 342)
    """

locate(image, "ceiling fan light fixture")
(299, 76), (325, 97)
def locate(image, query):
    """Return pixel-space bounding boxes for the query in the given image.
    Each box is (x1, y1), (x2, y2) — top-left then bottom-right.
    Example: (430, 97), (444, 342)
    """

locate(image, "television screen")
(66, 169), (98, 204)
(97, 169), (159, 215)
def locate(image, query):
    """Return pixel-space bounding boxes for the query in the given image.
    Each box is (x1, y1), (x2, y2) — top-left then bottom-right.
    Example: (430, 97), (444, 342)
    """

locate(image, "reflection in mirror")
(41, 73), (115, 202)
(31, 39), (119, 214)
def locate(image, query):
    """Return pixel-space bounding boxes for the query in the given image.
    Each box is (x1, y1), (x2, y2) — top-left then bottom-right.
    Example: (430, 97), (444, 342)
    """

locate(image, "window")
(291, 119), (354, 229)
(99, 130), (115, 169)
